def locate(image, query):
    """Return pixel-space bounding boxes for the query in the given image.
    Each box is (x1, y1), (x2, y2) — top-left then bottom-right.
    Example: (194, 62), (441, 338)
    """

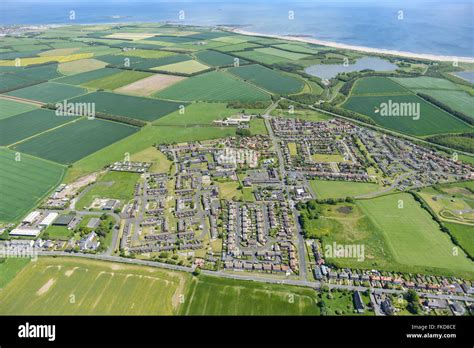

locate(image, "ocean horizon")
(0, 0), (473, 58)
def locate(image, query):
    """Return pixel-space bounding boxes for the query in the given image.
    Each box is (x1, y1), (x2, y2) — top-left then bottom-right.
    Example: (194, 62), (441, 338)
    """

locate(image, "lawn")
(228, 64), (304, 95)
(76, 171), (140, 209)
(310, 180), (381, 199)
(5, 82), (88, 103)
(249, 118), (268, 135)
(12, 118), (139, 164)
(155, 71), (270, 102)
(311, 153), (345, 163)
(0, 98), (37, 120)
(217, 181), (242, 200)
(0, 148), (65, 222)
(41, 225), (74, 240)
(69, 91), (185, 121)
(0, 109), (79, 146)
(0, 257), (186, 315)
(81, 70), (152, 90)
(357, 193), (473, 278)
(341, 94), (471, 136)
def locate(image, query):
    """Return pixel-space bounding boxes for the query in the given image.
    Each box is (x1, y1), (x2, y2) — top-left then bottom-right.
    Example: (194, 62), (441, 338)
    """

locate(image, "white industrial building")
(38, 212), (59, 227)
(22, 211), (40, 224)
(9, 227), (42, 237)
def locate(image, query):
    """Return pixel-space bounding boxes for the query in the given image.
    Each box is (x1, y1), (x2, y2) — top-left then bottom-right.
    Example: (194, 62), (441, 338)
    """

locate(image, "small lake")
(304, 56), (398, 80)
(453, 71), (474, 84)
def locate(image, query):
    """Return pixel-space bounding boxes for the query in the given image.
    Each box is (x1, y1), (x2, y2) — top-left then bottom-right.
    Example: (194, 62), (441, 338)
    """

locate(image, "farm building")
(22, 211), (40, 224)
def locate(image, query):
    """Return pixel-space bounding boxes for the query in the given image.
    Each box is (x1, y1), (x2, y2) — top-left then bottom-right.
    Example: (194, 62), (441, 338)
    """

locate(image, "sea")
(1, 0), (473, 58)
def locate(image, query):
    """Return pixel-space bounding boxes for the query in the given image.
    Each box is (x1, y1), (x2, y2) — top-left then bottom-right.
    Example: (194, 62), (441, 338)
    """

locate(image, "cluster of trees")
(404, 289), (422, 314)
(226, 100), (269, 109)
(427, 133), (474, 153)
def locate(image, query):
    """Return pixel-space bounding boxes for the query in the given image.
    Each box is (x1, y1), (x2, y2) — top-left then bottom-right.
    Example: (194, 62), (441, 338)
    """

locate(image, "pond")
(453, 71), (474, 84)
(304, 56), (398, 80)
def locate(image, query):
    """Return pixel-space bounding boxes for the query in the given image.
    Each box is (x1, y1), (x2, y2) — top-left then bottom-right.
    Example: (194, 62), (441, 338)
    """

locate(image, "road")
(36, 251), (474, 302)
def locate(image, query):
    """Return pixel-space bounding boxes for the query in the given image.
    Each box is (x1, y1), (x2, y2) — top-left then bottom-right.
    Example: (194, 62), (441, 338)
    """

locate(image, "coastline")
(231, 28), (474, 64)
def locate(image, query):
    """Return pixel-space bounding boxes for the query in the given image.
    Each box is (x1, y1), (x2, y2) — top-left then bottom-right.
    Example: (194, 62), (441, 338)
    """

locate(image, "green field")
(70, 91), (185, 121)
(12, 118), (139, 164)
(444, 222), (474, 258)
(342, 94), (471, 136)
(0, 257), (370, 315)
(228, 64), (304, 94)
(0, 98), (37, 119)
(82, 70), (152, 90)
(0, 63), (61, 93)
(254, 47), (310, 60)
(232, 50), (292, 65)
(391, 77), (462, 90)
(357, 193), (473, 277)
(272, 43), (320, 54)
(194, 50), (244, 67)
(76, 171), (140, 209)
(155, 71), (270, 102)
(153, 60), (210, 74)
(0, 258), (31, 288)
(5, 82), (87, 103)
(54, 67), (123, 85)
(0, 257), (186, 315)
(0, 148), (65, 222)
(414, 89), (474, 119)
(350, 77), (409, 95)
(41, 225), (74, 240)
(310, 180), (381, 199)
(0, 109), (79, 146)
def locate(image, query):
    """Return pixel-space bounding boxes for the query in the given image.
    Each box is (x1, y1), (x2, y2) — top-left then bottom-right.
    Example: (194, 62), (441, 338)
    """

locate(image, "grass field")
(0, 109), (79, 146)
(232, 50), (292, 65)
(310, 180), (381, 199)
(311, 153), (345, 163)
(194, 50), (244, 67)
(254, 47), (310, 60)
(350, 77), (409, 95)
(155, 71), (270, 102)
(180, 275), (321, 315)
(249, 118), (268, 135)
(54, 67), (123, 85)
(0, 257), (186, 315)
(414, 89), (474, 119)
(342, 94), (471, 136)
(76, 171), (140, 209)
(0, 258), (31, 289)
(69, 91), (185, 121)
(58, 58), (107, 75)
(153, 60), (209, 74)
(118, 49), (175, 59)
(272, 43), (320, 54)
(357, 193), (473, 277)
(130, 147), (172, 173)
(228, 64), (304, 95)
(41, 225), (74, 240)
(81, 70), (152, 90)
(391, 77), (462, 90)
(444, 222), (474, 257)
(0, 148), (65, 222)
(5, 82), (87, 103)
(0, 256), (370, 315)
(12, 118), (139, 164)
(0, 98), (37, 120)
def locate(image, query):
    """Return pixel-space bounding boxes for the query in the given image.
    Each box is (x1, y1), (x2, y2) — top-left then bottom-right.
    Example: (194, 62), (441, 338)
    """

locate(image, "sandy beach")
(231, 28), (474, 64)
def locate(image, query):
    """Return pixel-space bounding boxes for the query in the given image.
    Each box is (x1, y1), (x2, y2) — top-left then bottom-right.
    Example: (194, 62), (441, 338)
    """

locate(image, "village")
(0, 115), (473, 316)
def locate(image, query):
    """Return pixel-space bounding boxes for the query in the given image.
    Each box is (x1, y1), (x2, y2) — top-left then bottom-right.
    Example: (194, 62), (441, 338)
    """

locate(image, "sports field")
(155, 71), (270, 102)
(0, 148), (65, 222)
(12, 118), (139, 164)
(0, 108), (79, 146)
(357, 193), (473, 277)
(0, 98), (37, 119)
(310, 180), (381, 199)
(0, 257), (186, 315)
(5, 82), (87, 103)
(228, 64), (304, 94)
(69, 92), (185, 121)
